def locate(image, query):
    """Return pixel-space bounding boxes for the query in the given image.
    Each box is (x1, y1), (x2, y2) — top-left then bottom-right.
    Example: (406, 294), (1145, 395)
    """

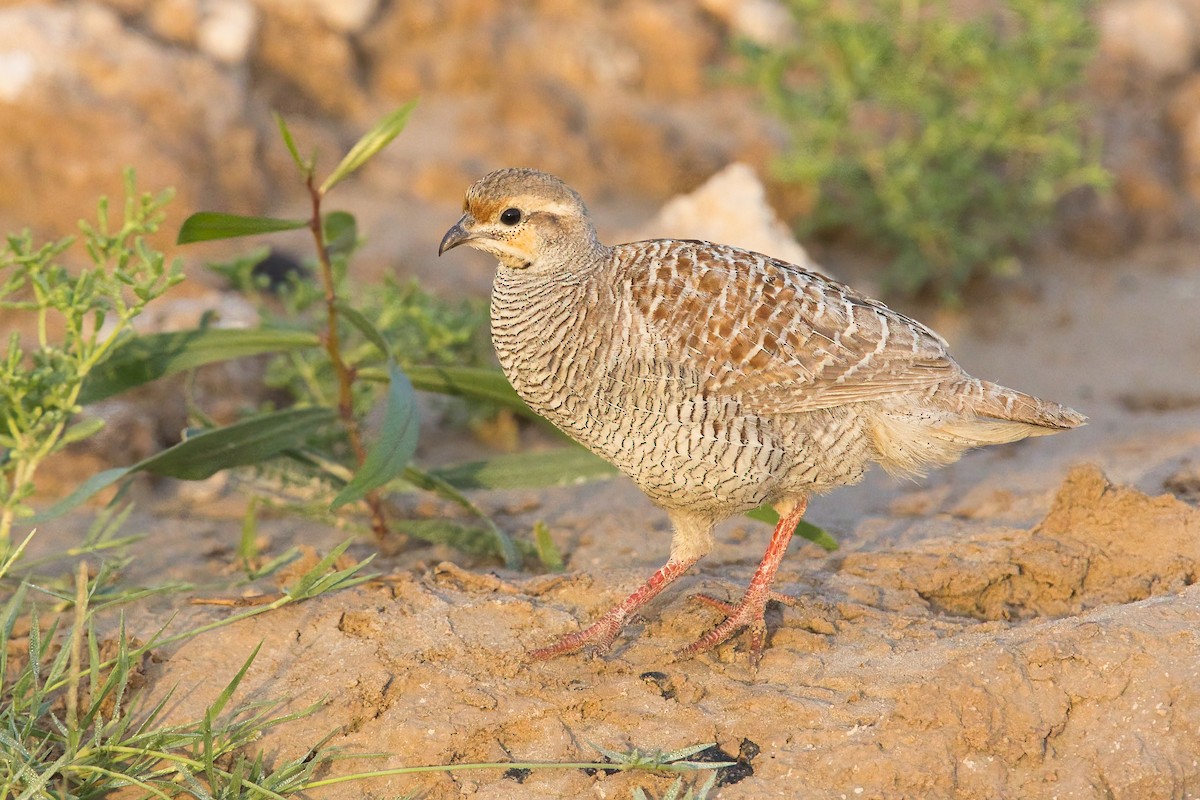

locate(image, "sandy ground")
(16, 241), (1200, 799)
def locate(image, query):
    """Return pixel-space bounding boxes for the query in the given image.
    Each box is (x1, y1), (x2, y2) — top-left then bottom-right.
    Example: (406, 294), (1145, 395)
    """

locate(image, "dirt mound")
(136, 464), (1200, 799)
(841, 464), (1200, 620)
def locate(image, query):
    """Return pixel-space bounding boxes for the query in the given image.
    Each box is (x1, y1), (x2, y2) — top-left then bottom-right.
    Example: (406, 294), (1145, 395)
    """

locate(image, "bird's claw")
(676, 590), (774, 667)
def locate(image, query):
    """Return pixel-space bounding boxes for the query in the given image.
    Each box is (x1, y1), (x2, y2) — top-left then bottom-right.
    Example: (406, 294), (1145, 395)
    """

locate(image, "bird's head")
(438, 168), (606, 273)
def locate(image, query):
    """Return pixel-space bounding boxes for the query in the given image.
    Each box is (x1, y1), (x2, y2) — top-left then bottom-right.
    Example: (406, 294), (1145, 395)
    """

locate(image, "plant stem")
(302, 758), (733, 791)
(305, 176), (394, 544)
(65, 560), (88, 757)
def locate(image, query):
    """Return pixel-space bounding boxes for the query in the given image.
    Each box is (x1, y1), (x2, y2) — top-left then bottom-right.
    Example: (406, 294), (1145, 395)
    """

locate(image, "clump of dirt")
(127, 464), (1200, 799)
(841, 464), (1200, 621)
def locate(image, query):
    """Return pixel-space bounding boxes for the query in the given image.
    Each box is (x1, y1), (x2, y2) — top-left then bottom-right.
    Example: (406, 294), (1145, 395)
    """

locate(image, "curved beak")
(438, 215), (474, 256)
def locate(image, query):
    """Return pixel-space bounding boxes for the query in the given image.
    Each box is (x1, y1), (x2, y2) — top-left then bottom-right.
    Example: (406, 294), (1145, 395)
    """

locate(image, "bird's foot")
(527, 557), (698, 662)
(676, 588), (777, 667)
(527, 607), (628, 661)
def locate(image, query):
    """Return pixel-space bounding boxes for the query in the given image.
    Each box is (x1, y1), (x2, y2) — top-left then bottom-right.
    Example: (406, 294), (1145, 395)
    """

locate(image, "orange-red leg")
(528, 556), (699, 660)
(676, 497), (809, 666)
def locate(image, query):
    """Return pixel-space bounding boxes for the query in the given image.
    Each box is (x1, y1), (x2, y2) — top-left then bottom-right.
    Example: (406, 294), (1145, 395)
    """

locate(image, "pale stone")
(634, 162), (816, 272)
(257, 0), (378, 33)
(1100, 0), (1196, 81)
(0, 50), (35, 102)
(698, 0), (796, 46)
(308, 0), (378, 33)
(198, 0), (258, 65)
(0, 3), (265, 238)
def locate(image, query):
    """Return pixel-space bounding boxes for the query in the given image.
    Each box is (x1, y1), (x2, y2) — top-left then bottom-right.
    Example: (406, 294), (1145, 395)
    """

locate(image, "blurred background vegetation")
(0, 0), (1196, 301)
(2, 4), (1197, 795)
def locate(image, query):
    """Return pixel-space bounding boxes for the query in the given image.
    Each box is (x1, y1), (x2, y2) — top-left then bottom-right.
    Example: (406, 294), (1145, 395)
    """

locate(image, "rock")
(197, 0), (258, 65)
(698, 0), (797, 46)
(845, 465), (1200, 620)
(146, 0), (200, 47)
(1099, 0), (1196, 82)
(253, 1), (368, 116)
(361, 0), (768, 201)
(632, 162), (817, 272)
(0, 49), (35, 103)
(278, 0), (378, 34)
(1116, 167), (1181, 239)
(0, 3), (265, 239)
(619, 3), (718, 96)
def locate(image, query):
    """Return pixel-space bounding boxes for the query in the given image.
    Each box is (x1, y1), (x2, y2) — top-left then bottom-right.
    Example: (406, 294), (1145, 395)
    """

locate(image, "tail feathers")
(967, 379), (1087, 431)
(869, 380), (1086, 479)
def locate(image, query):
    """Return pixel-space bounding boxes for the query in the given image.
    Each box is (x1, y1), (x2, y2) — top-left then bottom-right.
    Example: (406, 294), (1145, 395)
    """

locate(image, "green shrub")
(0, 173), (182, 542)
(212, 248), (490, 420)
(740, 0), (1108, 300)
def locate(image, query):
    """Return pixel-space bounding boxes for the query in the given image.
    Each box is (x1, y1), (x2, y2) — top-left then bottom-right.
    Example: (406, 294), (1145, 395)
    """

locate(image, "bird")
(439, 167), (1085, 666)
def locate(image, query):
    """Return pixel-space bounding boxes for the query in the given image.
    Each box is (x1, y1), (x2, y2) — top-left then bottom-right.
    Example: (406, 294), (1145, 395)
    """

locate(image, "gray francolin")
(439, 167), (1085, 665)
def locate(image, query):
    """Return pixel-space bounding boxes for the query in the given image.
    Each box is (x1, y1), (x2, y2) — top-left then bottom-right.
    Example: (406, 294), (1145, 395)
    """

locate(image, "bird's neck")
(490, 253), (613, 411)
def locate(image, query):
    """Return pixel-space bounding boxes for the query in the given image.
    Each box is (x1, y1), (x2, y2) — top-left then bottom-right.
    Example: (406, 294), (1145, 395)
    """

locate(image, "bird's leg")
(528, 556), (699, 660)
(676, 497), (810, 666)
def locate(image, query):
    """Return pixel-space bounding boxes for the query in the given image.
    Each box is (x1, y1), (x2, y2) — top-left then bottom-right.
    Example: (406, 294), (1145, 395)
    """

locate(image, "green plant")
(25, 103), (832, 568)
(0, 173), (182, 543)
(2, 531), (732, 798)
(35, 105), (537, 567)
(0, 544), (372, 799)
(741, 0), (1107, 300)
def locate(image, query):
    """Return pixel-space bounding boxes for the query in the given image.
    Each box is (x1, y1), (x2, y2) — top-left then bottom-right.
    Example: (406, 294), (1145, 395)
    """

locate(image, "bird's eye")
(500, 208), (522, 226)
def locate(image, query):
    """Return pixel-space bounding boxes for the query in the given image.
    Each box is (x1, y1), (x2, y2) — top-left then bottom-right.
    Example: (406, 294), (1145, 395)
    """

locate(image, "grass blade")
(26, 467), (130, 524)
(401, 465), (520, 568)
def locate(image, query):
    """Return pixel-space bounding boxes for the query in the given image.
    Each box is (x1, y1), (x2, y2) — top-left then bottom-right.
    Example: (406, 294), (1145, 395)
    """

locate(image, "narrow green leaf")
(746, 505), (838, 551)
(208, 642), (263, 720)
(284, 538), (353, 598)
(404, 365), (534, 417)
(429, 448), (619, 491)
(334, 299), (390, 358)
(139, 407), (338, 480)
(320, 100), (417, 194)
(301, 553), (376, 598)
(238, 498), (260, 569)
(533, 521), (564, 572)
(323, 211), (358, 257)
(402, 465), (521, 569)
(399, 519), (512, 559)
(274, 111), (311, 176)
(26, 467), (131, 524)
(81, 328), (321, 404)
(59, 416), (106, 446)
(331, 362), (419, 509)
(177, 212), (308, 245)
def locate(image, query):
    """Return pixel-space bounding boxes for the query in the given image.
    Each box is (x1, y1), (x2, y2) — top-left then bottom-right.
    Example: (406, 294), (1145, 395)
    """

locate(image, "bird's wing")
(615, 239), (960, 415)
